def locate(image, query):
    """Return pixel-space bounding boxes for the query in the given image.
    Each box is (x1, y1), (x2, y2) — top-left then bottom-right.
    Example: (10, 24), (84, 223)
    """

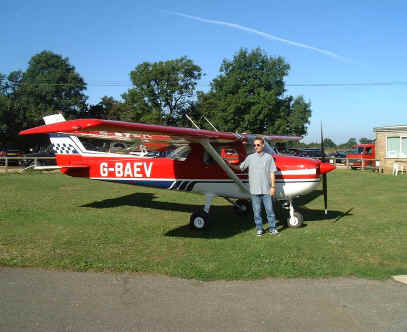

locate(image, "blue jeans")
(251, 194), (276, 231)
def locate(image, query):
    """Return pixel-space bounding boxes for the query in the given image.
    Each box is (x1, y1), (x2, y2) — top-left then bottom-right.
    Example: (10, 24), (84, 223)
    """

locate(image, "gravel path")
(1, 267), (406, 331)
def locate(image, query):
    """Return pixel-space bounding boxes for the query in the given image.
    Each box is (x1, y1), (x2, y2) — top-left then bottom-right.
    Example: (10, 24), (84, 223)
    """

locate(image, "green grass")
(0, 170), (406, 280)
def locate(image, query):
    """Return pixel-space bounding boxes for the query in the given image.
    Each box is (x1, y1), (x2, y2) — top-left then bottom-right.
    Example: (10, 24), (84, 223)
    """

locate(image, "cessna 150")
(19, 114), (335, 230)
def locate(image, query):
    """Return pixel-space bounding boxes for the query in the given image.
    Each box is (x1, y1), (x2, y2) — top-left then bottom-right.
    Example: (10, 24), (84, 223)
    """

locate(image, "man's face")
(253, 140), (264, 153)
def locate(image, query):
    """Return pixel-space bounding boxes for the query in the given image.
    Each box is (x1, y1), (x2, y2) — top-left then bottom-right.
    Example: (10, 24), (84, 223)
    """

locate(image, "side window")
(365, 147), (372, 154)
(203, 146), (240, 165)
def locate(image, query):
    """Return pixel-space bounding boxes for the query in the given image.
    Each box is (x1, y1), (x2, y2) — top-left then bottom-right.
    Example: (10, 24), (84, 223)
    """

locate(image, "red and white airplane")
(19, 114), (335, 230)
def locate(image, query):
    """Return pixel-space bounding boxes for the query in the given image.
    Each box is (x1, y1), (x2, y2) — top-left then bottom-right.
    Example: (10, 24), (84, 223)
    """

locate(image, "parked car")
(0, 148), (25, 165)
(301, 148), (323, 159)
(23, 145), (56, 167)
(287, 148), (304, 156)
(328, 151), (347, 164)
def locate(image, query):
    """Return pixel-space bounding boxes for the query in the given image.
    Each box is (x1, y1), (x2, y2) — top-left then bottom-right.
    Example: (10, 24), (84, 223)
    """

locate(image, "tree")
(83, 96), (131, 120)
(359, 137), (373, 144)
(338, 137), (357, 150)
(197, 48), (311, 135)
(123, 57), (202, 125)
(0, 72), (24, 145)
(323, 138), (336, 148)
(16, 50), (87, 128)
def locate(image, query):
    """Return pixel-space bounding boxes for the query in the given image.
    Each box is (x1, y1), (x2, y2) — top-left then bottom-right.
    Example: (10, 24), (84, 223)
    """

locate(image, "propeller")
(320, 123), (328, 215)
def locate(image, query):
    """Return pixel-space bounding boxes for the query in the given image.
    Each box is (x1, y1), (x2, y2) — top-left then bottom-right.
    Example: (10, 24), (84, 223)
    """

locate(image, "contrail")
(164, 11), (352, 63)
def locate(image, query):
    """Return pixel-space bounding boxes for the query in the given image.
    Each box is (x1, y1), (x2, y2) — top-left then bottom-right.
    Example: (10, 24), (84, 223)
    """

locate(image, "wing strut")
(200, 140), (250, 195)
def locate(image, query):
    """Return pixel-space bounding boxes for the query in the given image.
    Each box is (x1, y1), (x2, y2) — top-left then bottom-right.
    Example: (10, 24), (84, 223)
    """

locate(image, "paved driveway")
(1, 267), (406, 331)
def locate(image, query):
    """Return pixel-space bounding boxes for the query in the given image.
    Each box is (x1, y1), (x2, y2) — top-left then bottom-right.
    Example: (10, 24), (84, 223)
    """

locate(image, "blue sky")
(2, 0), (406, 143)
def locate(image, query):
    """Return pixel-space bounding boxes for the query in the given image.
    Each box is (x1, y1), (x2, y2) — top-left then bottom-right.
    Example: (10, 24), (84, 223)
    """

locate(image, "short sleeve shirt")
(239, 152), (277, 195)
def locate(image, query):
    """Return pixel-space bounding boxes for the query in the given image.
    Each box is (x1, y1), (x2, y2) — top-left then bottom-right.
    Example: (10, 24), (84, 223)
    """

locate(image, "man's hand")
(225, 159), (241, 171)
(269, 187), (275, 196)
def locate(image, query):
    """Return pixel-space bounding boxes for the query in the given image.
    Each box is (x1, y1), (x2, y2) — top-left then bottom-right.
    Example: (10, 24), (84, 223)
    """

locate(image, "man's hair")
(254, 136), (264, 144)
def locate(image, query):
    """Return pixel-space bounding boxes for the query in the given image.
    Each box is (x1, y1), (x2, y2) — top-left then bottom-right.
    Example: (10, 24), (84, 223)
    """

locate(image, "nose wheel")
(284, 200), (304, 228)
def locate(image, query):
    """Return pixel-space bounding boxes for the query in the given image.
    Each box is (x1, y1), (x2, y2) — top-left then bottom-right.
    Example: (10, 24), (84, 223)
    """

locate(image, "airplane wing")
(19, 118), (302, 144)
(19, 119), (242, 144)
(263, 135), (302, 142)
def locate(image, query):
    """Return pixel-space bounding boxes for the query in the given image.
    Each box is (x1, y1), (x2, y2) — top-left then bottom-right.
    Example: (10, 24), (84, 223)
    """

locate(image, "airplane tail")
(43, 114), (86, 156)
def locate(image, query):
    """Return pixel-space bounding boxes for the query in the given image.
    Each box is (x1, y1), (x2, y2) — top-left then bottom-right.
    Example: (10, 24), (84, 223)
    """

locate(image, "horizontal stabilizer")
(33, 165), (89, 170)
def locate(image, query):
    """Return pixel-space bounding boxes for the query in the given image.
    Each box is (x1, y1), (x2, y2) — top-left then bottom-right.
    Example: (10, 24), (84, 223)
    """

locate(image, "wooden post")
(5, 157), (8, 173)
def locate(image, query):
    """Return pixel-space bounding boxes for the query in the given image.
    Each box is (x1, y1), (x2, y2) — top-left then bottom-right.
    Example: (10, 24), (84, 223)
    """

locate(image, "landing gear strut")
(234, 199), (251, 216)
(189, 194), (214, 230)
(224, 198), (251, 216)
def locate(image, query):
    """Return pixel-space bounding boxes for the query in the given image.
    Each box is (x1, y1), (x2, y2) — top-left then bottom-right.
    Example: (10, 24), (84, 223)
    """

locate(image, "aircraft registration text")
(100, 162), (153, 178)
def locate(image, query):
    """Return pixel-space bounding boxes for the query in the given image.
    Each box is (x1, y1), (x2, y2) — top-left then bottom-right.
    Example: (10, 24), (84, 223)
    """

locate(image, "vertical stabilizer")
(43, 113), (66, 125)
(43, 114), (86, 155)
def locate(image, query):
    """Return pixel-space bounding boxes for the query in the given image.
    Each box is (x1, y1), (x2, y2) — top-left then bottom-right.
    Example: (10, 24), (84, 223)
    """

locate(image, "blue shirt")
(240, 152), (277, 195)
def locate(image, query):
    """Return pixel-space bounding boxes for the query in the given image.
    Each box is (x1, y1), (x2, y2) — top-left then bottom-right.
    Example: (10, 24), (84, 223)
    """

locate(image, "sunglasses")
(253, 144), (263, 147)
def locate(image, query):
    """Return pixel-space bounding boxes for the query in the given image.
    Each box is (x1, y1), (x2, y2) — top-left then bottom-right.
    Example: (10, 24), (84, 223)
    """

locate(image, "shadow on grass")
(81, 193), (201, 213)
(81, 191), (353, 238)
(292, 190), (354, 223)
(81, 193), (254, 238)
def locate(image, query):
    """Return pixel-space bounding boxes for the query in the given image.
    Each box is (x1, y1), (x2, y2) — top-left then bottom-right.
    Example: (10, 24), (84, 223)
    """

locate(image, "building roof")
(374, 125), (407, 132)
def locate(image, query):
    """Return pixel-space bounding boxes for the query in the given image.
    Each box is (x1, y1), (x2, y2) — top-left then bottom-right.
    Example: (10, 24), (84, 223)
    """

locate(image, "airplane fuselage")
(56, 143), (323, 201)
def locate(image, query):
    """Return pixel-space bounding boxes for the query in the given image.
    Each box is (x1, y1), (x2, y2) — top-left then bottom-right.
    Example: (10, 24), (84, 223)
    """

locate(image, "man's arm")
(268, 155), (277, 196)
(269, 171), (275, 196)
(226, 156), (249, 171)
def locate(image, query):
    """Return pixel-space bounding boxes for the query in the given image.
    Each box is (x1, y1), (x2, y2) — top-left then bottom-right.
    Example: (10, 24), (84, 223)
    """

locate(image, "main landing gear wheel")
(233, 199), (251, 216)
(287, 211), (304, 228)
(190, 210), (209, 230)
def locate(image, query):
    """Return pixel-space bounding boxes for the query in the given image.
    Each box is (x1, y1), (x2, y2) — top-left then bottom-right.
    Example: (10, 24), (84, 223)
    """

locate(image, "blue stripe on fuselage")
(100, 179), (173, 189)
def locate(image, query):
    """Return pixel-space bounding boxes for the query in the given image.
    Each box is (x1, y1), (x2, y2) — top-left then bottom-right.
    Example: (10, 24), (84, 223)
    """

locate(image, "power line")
(8, 81), (407, 88)
(286, 81), (407, 87)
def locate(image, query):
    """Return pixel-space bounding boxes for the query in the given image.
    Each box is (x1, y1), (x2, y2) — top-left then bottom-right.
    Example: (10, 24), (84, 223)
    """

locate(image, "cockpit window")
(79, 138), (146, 154)
(80, 138), (111, 152)
(167, 145), (191, 161)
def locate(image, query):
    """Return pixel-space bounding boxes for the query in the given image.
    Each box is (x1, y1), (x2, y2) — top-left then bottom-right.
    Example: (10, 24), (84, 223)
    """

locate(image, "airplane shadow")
(81, 191), (353, 239)
(283, 190), (354, 224)
(81, 193), (253, 239)
(82, 193), (201, 213)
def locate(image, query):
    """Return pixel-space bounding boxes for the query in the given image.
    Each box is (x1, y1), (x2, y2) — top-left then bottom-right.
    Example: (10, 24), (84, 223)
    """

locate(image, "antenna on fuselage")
(185, 114), (200, 129)
(202, 116), (218, 131)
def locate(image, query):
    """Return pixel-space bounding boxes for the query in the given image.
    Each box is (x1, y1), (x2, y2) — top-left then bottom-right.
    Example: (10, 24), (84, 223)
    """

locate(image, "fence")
(0, 156), (57, 173)
(318, 157), (381, 171)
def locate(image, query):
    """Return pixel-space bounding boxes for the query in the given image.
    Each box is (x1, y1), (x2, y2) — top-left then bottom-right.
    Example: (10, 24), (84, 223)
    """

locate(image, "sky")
(2, 0), (407, 144)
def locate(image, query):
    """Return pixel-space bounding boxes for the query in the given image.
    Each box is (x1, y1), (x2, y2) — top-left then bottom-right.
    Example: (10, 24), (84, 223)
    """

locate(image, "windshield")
(167, 145), (191, 161)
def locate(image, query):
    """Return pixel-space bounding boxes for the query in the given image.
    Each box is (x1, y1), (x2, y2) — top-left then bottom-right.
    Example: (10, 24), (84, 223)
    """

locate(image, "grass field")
(0, 170), (406, 280)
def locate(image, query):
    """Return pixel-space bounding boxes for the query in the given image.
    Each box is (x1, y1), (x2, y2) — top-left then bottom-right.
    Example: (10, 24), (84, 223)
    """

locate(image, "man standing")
(228, 137), (278, 236)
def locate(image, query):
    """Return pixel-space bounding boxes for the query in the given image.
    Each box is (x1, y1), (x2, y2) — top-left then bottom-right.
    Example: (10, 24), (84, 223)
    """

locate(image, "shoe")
(269, 229), (280, 235)
(256, 229), (264, 236)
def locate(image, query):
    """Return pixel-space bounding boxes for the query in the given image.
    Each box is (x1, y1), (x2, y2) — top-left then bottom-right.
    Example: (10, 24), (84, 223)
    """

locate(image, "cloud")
(164, 11), (352, 63)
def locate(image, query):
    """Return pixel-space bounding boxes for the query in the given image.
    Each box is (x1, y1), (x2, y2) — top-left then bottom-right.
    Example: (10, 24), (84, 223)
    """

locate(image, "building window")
(387, 136), (407, 158)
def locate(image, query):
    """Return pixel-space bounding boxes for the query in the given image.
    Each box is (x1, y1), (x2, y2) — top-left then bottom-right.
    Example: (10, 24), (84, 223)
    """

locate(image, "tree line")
(0, 48), (312, 147)
(296, 137), (375, 151)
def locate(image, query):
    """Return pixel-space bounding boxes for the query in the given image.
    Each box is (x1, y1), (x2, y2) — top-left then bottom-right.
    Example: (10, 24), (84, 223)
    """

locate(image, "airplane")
(19, 114), (336, 230)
